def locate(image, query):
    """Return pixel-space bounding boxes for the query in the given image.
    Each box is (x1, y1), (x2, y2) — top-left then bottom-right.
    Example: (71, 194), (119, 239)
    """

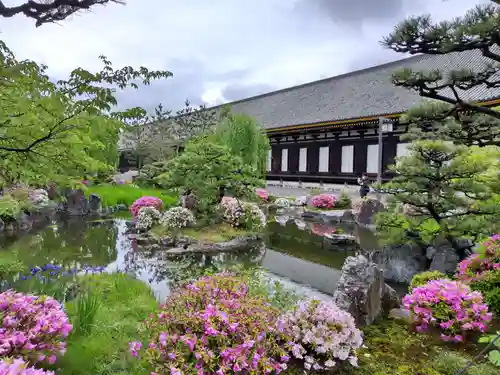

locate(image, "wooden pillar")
(354, 142), (367, 176)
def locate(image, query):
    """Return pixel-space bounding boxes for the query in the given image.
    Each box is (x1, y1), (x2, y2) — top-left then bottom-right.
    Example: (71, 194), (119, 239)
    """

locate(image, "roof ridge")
(207, 53), (429, 110)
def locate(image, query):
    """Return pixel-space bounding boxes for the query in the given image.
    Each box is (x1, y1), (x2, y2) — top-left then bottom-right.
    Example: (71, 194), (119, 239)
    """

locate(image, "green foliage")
(376, 141), (500, 247)
(0, 252), (25, 280)
(0, 194), (21, 221)
(215, 112), (270, 179)
(157, 136), (263, 215)
(135, 160), (169, 187)
(479, 332), (500, 367)
(336, 192), (352, 209)
(72, 291), (100, 336)
(410, 271), (447, 291)
(55, 273), (158, 375)
(0, 39), (171, 186)
(469, 270), (500, 316)
(84, 184), (177, 208)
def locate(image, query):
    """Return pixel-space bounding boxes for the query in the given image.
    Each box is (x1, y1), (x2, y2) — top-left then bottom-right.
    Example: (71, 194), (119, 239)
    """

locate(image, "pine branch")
(0, 0), (125, 27)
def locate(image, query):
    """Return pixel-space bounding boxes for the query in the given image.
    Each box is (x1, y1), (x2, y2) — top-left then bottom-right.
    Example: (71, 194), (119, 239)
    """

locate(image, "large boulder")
(428, 240), (462, 274)
(88, 193), (102, 214)
(352, 197), (385, 227)
(333, 255), (400, 327)
(66, 189), (89, 216)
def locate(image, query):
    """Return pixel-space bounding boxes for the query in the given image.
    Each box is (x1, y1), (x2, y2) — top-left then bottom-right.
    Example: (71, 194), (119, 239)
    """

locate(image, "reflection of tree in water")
(7, 218), (118, 269)
(121, 244), (266, 289)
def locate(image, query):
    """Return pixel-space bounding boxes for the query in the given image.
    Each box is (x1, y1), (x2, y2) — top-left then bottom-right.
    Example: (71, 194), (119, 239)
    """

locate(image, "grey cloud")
(294, 0), (414, 25)
(221, 83), (277, 102)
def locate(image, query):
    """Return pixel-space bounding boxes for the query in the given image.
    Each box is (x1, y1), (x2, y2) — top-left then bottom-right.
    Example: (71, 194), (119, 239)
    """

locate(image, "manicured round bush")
(310, 194), (336, 209)
(159, 206), (196, 230)
(129, 196), (164, 218)
(274, 198), (291, 208)
(135, 206), (161, 231)
(403, 279), (492, 342)
(256, 188), (269, 201)
(220, 198), (266, 231)
(409, 270), (447, 291)
(456, 234), (500, 315)
(0, 290), (72, 364)
(277, 299), (363, 371)
(0, 358), (54, 375)
(129, 275), (290, 375)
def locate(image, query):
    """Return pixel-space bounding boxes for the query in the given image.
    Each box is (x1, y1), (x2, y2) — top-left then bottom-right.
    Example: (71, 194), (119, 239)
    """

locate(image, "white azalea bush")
(159, 206), (196, 230)
(275, 197), (291, 208)
(135, 206), (161, 231)
(278, 299), (363, 372)
(29, 189), (49, 205)
(220, 197), (266, 231)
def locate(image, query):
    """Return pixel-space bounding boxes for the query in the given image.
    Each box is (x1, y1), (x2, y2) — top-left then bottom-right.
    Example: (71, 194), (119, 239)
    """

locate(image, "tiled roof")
(211, 47), (500, 130)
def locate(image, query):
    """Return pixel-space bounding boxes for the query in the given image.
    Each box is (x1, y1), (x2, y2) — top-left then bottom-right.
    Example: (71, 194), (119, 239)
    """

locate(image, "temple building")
(119, 48), (500, 184)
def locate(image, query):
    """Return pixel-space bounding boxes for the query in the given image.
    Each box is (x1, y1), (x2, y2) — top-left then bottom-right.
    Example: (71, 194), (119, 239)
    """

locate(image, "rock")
(389, 308), (412, 323)
(136, 234), (154, 246)
(352, 198), (385, 227)
(66, 189), (88, 216)
(429, 241), (460, 274)
(333, 255), (400, 327)
(368, 243), (427, 284)
(0, 218), (4, 232)
(181, 193), (197, 211)
(46, 184), (59, 200)
(16, 213), (32, 231)
(88, 193), (102, 214)
(116, 204), (127, 211)
(382, 284), (400, 312)
(164, 235), (263, 255)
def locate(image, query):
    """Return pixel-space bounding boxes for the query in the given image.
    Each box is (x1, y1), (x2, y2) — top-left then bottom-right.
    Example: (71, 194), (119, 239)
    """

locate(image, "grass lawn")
(49, 273), (158, 375)
(151, 223), (256, 243)
(84, 184), (177, 208)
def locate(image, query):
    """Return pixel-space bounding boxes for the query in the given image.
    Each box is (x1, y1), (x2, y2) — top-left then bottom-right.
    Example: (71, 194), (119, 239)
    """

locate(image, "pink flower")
(310, 194), (336, 209)
(130, 196), (164, 217)
(255, 188), (269, 201)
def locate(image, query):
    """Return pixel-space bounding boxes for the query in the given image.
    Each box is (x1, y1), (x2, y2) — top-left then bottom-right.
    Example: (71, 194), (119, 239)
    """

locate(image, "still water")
(0, 215), (376, 300)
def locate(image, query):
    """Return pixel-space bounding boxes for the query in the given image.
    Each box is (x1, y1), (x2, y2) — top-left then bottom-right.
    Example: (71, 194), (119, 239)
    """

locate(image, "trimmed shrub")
(0, 195), (21, 221)
(159, 206), (196, 230)
(135, 206), (161, 231)
(0, 290), (72, 364)
(335, 192), (352, 209)
(409, 271), (447, 291)
(274, 198), (291, 208)
(277, 299), (363, 371)
(403, 279), (492, 342)
(129, 196), (164, 218)
(456, 234), (500, 315)
(129, 275), (290, 375)
(310, 194), (336, 209)
(220, 198), (266, 231)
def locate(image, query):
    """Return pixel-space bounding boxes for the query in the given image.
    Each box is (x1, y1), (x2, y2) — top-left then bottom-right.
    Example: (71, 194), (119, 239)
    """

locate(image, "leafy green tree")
(0, 0), (124, 27)
(376, 141), (500, 259)
(382, 1), (500, 147)
(157, 135), (263, 216)
(122, 100), (218, 167)
(215, 112), (270, 179)
(0, 40), (171, 186)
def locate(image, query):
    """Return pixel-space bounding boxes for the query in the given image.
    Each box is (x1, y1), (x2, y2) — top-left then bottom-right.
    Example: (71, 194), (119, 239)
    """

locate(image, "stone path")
(266, 183), (386, 202)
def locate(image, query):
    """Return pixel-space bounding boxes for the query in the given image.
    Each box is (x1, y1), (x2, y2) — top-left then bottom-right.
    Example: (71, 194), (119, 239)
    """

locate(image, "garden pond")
(0, 214), (382, 300)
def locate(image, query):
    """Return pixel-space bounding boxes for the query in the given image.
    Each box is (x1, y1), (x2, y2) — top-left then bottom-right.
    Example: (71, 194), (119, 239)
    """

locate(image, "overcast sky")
(0, 0), (489, 112)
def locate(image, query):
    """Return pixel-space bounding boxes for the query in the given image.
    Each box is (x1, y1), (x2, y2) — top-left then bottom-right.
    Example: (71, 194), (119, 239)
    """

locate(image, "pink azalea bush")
(277, 299), (362, 371)
(129, 275), (291, 375)
(129, 196), (164, 218)
(0, 358), (54, 375)
(403, 279), (492, 342)
(456, 234), (500, 315)
(256, 188), (269, 201)
(0, 290), (72, 364)
(310, 194), (336, 209)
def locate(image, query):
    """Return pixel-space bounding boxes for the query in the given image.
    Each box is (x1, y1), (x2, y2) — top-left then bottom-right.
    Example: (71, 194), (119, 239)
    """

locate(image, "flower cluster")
(0, 358), (54, 375)
(456, 234), (500, 315)
(403, 279), (492, 342)
(310, 223), (341, 237)
(277, 299), (362, 371)
(310, 194), (336, 209)
(409, 271), (446, 291)
(220, 198), (266, 231)
(135, 206), (161, 231)
(256, 188), (269, 201)
(274, 198), (291, 208)
(28, 189), (49, 206)
(159, 206), (195, 230)
(0, 290), (72, 364)
(129, 196), (164, 218)
(129, 275), (291, 375)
